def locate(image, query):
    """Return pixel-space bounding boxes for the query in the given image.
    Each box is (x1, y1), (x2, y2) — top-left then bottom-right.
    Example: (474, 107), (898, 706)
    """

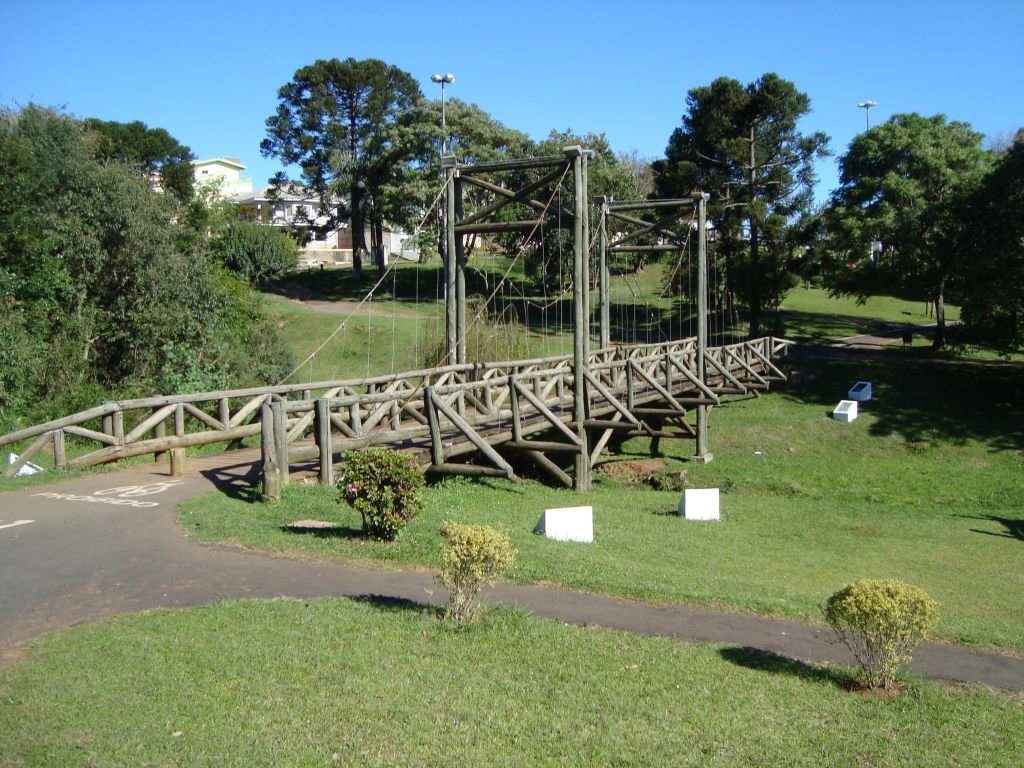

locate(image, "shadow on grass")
(765, 310), (908, 344)
(200, 462), (262, 502)
(351, 593), (443, 617)
(780, 355), (1024, 451)
(959, 514), (1024, 542)
(281, 522), (363, 539)
(719, 646), (854, 690)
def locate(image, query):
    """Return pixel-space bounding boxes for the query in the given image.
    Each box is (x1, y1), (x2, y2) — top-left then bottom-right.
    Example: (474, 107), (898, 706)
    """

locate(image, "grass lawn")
(180, 355), (1024, 652)
(770, 287), (960, 344)
(4, 275), (1024, 766)
(2, 600), (1021, 767)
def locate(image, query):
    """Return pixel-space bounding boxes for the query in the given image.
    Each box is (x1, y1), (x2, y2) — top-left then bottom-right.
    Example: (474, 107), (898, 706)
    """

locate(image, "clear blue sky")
(4, 0), (1022, 204)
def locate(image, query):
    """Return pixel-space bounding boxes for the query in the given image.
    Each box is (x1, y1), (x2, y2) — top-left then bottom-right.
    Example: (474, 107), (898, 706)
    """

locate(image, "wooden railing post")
(170, 404), (185, 476)
(272, 400), (289, 488)
(315, 397), (333, 486)
(52, 429), (66, 469)
(261, 400), (280, 501)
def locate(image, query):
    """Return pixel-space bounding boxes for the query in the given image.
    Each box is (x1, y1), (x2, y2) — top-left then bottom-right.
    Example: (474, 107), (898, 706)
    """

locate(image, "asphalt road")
(2, 462), (1023, 690)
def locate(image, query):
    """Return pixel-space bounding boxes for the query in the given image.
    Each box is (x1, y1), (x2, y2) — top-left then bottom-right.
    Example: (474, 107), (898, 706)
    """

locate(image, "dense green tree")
(261, 58), (423, 279)
(0, 105), (290, 422)
(396, 97), (534, 261)
(826, 113), (991, 348)
(83, 118), (195, 203)
(209, 221), (300, 285)
(654, 74), (829, 337)
(502, 129), (640, 286)
(957, 130), (1024, 349)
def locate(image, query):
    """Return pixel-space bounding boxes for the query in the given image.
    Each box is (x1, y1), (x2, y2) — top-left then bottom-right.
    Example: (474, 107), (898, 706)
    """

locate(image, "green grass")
(771, 287), (960, 344)
(2, 600), (1021, 767)
(181, 355), (1024, 652)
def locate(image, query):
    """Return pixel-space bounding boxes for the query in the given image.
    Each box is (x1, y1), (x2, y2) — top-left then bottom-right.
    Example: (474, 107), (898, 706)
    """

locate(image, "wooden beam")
(519, 449), (573, 488)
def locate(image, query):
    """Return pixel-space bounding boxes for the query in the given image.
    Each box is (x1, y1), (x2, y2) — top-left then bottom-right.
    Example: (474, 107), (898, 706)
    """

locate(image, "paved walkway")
(2, 457), (1022, 691)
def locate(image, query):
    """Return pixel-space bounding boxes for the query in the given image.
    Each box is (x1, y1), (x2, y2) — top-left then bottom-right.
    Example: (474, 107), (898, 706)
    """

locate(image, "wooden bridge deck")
(1, 337), (792, 491)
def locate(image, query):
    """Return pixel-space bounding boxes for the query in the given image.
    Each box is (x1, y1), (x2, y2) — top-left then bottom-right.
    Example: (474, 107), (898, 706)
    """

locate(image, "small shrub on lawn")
(823, 578), (939, 691)
(337, 448), (424, 541)
(438, 522), (516, 622)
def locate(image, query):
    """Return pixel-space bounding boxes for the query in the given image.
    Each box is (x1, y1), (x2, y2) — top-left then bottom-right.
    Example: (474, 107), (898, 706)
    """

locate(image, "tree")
(83, 118), (195, 204)
(957, 130), (1024, 349)
(261, 58), (423, 280)
(654, 74), (829, 337)
(827, 113), (991, 348)
(0, 105), (290, 420)
(209, 221), (299, 285)
(617, 148), (656, 199)
(515, 129), (639, 285)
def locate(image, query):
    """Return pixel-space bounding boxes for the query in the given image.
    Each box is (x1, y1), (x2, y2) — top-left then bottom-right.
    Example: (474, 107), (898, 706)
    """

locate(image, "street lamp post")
(857, 100), (878, 130)
(431, 73), (455, 153)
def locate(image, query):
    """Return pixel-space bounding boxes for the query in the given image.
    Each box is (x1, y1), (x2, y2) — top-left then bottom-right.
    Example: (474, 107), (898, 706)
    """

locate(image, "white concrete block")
(679, 488), (720, 521)
(7, 453), (43, 476)
(535, 505), (594, 543)
(833, 400), (858, 422)
(848, 381), (872, 401)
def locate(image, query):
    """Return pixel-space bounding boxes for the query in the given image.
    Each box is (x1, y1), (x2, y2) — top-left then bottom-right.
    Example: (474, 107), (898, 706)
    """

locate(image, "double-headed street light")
(857, 100), (878, 131)
(431, 73), (455, 153)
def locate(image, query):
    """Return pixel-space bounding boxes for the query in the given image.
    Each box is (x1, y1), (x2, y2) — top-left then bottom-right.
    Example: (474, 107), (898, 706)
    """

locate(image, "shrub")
(209, 220), (299, 285)
(823, 578), (939, 690)
(337, 448), (424, 541)
(437, 522), (516, 622)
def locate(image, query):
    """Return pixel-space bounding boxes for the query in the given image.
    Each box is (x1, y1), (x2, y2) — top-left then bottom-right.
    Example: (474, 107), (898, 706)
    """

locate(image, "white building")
(192, 157), (253, 199)
(198, 158), (420, 265)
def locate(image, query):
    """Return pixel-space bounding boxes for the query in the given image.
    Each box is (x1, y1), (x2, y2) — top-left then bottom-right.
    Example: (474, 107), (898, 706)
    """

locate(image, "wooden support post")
(570, 147), (592, 491)
(272, 400), (289, 488)
(443, 157), (458, 365)
(454, 173), (467, 365)
(261, 400), (279, 501)
(52, 429), (66, 469)
(169, 403), (185, 476)
(694, 192), (713, 463)
(598, 197), (611, 349)
(315, 397), (333, 486)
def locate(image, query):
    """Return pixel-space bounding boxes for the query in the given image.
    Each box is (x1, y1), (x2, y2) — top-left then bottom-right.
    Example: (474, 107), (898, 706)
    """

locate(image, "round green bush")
(823, 578), (939, 690)
(337, 448), (424, 541)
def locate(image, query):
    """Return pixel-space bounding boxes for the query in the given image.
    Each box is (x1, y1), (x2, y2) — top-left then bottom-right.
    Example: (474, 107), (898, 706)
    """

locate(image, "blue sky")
(4, 0), (1022, 204)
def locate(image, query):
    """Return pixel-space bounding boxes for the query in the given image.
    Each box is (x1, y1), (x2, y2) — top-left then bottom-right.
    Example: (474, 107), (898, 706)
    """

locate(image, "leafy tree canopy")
(0, 105), (289, 422)
(261, 57), (424, 277)
(210, 221), (300, 285)
(826, 113), (991, 347)
(83, 118), (195, 203)
(654, 73), (829, 335)
(957, 130), (1024, 349)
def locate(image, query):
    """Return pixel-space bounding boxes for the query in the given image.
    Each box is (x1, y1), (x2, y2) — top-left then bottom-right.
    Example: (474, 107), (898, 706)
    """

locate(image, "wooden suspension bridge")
(2, 147), (793, 492)
(0, 338), (791, 492)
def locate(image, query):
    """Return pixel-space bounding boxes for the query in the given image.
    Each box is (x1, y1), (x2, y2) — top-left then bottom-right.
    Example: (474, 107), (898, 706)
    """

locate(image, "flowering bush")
(437, 522), (516, 622)
(337, 448), (424, 541)
(823, 578), (939, 690)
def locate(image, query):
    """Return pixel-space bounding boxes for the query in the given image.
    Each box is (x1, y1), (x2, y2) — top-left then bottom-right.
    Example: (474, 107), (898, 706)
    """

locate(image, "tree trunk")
(372, 218), (385, 275)
(350, 182), (366, 282)
(933, 289), (946, 350)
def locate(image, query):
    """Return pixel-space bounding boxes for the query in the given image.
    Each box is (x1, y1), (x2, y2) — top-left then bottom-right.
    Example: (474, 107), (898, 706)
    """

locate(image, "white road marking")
(0, 520), (35, 531)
